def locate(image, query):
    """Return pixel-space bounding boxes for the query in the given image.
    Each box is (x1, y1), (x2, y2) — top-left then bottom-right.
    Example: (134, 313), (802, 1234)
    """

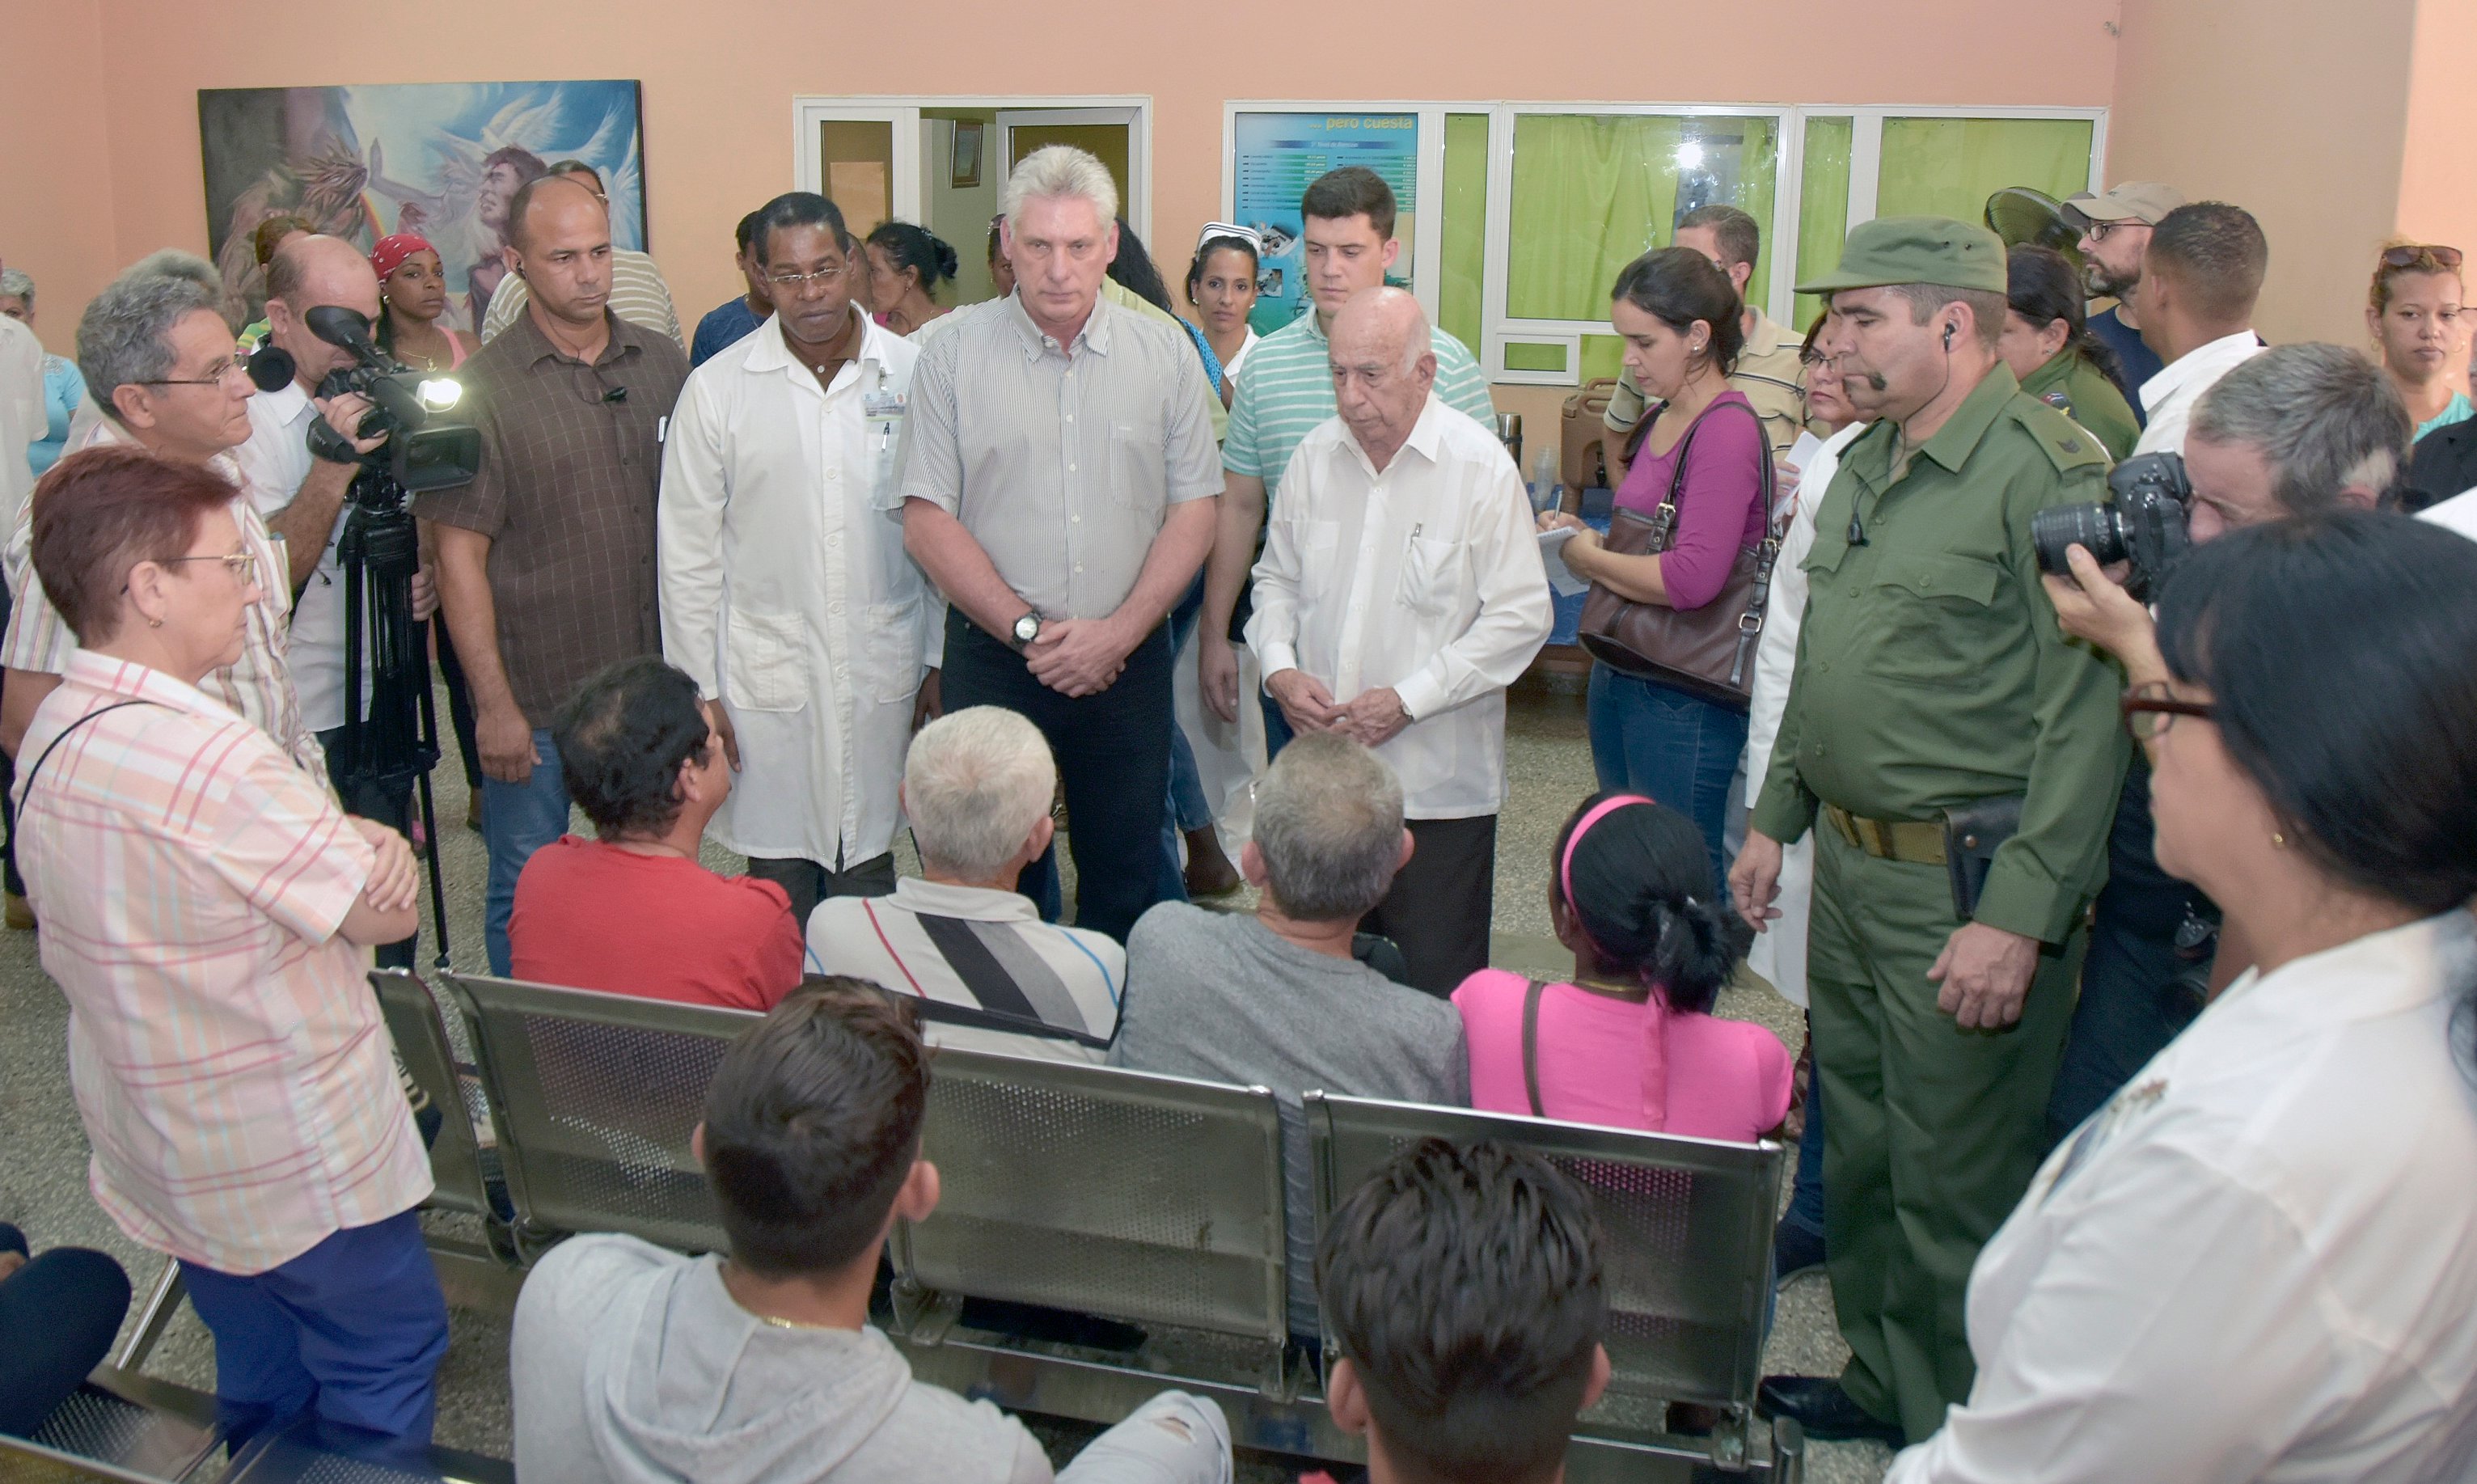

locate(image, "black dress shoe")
(1756, 1375), (1907, 1446)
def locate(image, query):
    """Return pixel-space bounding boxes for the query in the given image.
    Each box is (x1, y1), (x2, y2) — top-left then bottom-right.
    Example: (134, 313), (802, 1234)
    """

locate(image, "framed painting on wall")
(950, 120), (983, 189)
(198, 79), (649, 334)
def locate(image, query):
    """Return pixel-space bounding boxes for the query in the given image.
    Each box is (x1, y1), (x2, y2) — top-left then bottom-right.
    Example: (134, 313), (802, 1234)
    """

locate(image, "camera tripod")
(334, 463), (454, 971)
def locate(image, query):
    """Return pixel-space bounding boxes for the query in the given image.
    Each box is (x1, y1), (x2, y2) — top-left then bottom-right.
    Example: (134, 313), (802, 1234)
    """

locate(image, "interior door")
(999, 107), (1145, 239)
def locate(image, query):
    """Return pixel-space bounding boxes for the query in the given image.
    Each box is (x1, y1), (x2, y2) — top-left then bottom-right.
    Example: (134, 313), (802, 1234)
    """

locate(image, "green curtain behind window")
(1794, 116), (1853, 333)
(1875, 117), (2094, 227)
(1440, 113), (1490, 354)
(1507, 114), (1778, 323)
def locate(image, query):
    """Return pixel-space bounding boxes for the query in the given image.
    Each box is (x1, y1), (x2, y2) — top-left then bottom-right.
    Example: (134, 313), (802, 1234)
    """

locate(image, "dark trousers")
(940, 607), (1173, 945)
(431, 610), (484, 793)
(746, 851), (898, 931)
(177, 1210), (448, 1449)
(1783, 1045), (1827, 1238)
(1361, 814), (1497, 996)
(316, 725), (417, 970)
(0, 1224), (130, 1438)
(2047, 758), (2209, 1140)
(0, 585), (19, 899)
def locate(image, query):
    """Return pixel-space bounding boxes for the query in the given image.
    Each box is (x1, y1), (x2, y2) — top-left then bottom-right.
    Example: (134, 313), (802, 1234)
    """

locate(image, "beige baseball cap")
(2063, 181), (2185, 226)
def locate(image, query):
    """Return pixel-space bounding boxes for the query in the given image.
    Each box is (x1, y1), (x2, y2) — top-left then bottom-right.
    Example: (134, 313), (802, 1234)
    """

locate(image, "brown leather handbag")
(1576, 398), (1782, 712)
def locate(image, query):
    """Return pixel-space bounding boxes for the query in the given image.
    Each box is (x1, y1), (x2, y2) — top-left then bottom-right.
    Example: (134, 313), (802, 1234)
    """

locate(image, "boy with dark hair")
(510, 980), (1233, 1484)
(1317, 1139), (1612, 1484)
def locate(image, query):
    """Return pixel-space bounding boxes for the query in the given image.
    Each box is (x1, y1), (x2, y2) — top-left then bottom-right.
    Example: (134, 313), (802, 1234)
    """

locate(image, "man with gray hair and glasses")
(805, 705), (1124, 1064)
(901, 144), (1222, 944)
(0, 263), (321, 786)
(2040, 341), (2412, 1135)
(1113, 729), (1468, 1335)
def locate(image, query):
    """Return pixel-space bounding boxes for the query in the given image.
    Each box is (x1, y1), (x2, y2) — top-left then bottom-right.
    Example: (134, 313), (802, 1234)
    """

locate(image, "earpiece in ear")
(1942, 322), (1957, 349)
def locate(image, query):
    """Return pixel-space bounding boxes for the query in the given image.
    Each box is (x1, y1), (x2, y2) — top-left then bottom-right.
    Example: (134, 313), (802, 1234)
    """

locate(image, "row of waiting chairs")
(7, 970), (1801, 1482)
(379, 969), (1803, 1481)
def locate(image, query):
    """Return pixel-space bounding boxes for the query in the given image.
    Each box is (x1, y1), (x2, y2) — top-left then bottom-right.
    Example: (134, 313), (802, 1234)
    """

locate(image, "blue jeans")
(0, 1224), (129, 1437)
(1155, 577), (1210, 904)
(1586, 665), (1750, 891)
(178, 1211), (448, 1449)
(1785, 1063), (1826, 1238)
(481, 728), (569, 976)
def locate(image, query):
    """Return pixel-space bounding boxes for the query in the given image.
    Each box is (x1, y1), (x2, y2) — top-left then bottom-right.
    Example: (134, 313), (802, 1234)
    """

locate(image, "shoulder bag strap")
(1731, 400), (1786, 687)
(1521, 978), (1549, 1118)
(21, 700), (154, 798)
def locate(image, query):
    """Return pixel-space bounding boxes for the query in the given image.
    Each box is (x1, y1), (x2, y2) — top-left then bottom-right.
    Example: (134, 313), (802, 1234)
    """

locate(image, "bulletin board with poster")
(1230, 111), (1419, 333)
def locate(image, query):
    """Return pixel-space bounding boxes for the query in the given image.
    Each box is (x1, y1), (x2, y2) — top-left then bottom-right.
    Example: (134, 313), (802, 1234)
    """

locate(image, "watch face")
(1014, 614), (1039, 643)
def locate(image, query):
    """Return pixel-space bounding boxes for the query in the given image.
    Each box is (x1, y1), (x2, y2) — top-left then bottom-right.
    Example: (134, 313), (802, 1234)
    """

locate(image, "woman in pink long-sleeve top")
(1545, 247), (1773, 886)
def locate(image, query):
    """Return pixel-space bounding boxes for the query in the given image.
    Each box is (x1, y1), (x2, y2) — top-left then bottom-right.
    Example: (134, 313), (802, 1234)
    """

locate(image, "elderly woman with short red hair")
(13, 445), (446, 1450)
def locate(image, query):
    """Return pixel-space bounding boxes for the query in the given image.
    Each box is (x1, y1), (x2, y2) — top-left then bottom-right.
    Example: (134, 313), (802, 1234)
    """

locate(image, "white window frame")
(793, 95), (1155, 241)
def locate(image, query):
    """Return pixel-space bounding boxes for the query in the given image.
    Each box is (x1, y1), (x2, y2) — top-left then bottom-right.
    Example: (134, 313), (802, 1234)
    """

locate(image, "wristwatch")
(1010, 611), (1043, 651)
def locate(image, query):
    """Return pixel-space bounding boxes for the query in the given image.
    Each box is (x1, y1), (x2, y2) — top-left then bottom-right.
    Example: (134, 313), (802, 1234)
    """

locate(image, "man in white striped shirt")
(1197, 166), (1498, 752)
(479, 161), (684, 350)
(805, 706), (1122, 1063)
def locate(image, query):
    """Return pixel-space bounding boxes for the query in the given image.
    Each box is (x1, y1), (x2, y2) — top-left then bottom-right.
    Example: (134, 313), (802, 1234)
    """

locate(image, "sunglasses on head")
(2382, 244), (2463, 271)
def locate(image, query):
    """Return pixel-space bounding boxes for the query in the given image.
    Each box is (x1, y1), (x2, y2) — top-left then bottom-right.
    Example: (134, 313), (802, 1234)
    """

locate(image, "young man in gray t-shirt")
(1111, 734), (1469, 1334)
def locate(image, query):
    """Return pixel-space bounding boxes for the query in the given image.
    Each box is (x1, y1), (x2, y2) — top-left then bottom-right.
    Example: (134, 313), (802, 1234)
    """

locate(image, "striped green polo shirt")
(1223, 310), (1497, 503)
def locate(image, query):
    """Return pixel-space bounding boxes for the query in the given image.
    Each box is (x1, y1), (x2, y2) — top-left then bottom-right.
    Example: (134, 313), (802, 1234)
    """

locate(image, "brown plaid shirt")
(419, 310), (688, 721)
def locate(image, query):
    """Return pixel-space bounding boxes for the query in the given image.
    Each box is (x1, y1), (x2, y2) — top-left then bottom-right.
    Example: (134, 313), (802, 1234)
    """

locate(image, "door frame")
(793, 95), (1153, 242)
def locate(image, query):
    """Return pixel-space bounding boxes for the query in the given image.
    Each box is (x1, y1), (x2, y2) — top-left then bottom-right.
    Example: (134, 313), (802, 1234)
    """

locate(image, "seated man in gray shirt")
(512, 980), (1232, 1484)
(1111, 733), (1469, 1337)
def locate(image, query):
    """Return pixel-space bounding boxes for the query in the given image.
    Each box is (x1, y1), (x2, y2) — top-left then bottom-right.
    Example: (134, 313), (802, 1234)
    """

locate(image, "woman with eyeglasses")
(1886, 509), (2477, 1483)
(2368, 243), (2471, 441)
(14, 446), (445, 1451)
(1997, 245), (2139, 462)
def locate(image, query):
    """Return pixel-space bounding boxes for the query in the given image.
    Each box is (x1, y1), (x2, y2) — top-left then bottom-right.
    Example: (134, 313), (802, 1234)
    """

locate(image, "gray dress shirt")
(899, 291), (1222, 621)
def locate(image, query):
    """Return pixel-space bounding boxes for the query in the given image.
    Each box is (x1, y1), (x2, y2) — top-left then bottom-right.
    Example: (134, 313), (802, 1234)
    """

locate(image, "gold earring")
(2271, 831), (2288, 848)
(148, 616), (163, 628)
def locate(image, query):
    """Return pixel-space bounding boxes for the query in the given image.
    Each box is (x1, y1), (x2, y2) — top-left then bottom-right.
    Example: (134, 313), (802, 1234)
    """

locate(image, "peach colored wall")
(2107, 0), (2418, 346)
(5, 0), (2123, 367)
(0, 0), (120, 357)
(2398, 0), (2477, 280)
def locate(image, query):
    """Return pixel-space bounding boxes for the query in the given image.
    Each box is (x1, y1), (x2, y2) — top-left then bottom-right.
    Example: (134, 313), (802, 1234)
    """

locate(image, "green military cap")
(1795, 216), (2009, 295)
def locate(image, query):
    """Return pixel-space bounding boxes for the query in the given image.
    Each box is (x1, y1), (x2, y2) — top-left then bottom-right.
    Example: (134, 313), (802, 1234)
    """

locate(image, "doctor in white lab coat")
(659, 194), (938, 925)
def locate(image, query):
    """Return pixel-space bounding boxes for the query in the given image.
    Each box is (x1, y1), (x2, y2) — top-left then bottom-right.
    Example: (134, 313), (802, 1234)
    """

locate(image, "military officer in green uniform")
(1998, 241), (2142, 461)
(1730, 218), (2130, 1447)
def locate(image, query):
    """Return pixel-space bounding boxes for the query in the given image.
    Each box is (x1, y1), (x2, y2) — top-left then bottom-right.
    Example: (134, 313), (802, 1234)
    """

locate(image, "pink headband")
(1559, 793), (1658, 922)
(370, 233), (436, 281)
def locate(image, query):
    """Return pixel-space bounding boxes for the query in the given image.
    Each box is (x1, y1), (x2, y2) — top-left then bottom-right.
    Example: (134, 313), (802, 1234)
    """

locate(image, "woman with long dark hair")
(1996, 244), (2137, 461)
(1887, 509), (2477, 1481)
(1541, 247), (1769, 889)
(1453, 793), (1787, 1140)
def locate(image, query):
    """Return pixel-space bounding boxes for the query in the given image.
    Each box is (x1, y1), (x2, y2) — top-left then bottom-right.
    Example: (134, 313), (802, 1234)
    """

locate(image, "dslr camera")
(2031, 450), (2195, 602)
(299, 306), (481, 497)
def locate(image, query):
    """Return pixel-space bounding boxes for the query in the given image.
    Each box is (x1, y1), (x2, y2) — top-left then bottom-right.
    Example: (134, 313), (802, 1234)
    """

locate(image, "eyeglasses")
(765, 261), (851, 290)
(136, 355), (252, 389)
(2382, 243), (2463, 271)
(158, 548), (260, 582)
(2120, 681), (2214, 740)
(2085, 220), (2140, 243)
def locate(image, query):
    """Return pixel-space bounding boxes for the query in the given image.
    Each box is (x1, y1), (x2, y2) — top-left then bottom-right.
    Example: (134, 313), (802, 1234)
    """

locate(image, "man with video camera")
(233, 234), (441, 968)
(2040, 344), (2411, 1134)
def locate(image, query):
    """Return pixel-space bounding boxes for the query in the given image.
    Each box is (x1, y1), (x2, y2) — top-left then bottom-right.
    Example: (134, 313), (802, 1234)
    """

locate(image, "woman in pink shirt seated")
(1454, 793), (1792, 1141)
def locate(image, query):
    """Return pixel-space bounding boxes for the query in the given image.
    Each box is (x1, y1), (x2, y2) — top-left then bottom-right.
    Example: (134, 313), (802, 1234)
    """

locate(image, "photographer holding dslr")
(2039, 343), (2411, 1135)
(234, 234), (445, 967)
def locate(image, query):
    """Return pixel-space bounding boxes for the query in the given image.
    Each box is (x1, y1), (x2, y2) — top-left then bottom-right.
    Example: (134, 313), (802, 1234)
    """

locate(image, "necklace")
(755, 1313), (839, 1332)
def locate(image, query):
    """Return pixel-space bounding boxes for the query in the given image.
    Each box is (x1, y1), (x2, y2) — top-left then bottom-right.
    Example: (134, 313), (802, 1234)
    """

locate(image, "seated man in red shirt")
(510, 656), (802, 1009)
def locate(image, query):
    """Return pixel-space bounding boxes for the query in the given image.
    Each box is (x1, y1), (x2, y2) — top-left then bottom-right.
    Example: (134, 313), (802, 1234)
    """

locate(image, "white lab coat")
(1743, 421), (1867, 1008)
(658, 312), (936, 867)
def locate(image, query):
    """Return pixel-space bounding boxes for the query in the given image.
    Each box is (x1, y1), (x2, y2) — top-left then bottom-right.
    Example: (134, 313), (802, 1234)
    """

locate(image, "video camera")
(2031, 451), (2196, 602)
(300, 306), (481, 495)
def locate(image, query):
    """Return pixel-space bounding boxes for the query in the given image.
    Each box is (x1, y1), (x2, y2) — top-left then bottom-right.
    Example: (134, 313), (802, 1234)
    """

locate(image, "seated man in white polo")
(805, 706), (1120, 1063)
(1246, 287), (1552, 993)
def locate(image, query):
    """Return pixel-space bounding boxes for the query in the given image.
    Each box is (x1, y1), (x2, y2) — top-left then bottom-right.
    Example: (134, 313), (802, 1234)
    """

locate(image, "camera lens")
(2031, 502), (2129, 575)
